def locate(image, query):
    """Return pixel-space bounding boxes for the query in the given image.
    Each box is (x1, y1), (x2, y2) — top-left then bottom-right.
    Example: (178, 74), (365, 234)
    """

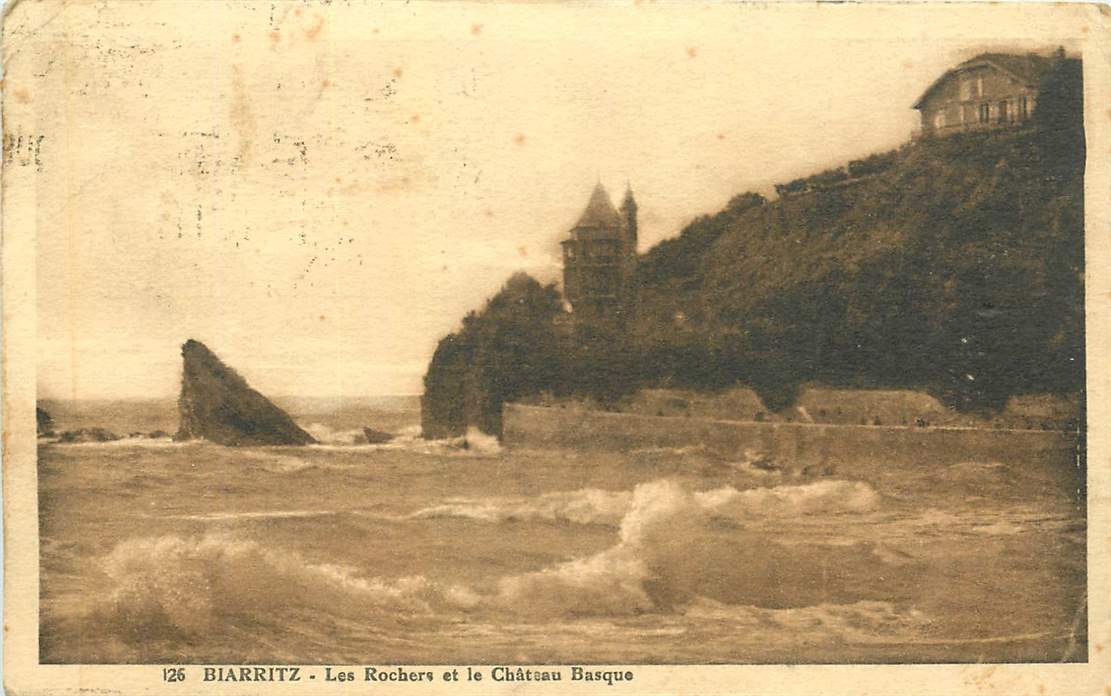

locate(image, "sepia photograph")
(4, 1), (1109, 692)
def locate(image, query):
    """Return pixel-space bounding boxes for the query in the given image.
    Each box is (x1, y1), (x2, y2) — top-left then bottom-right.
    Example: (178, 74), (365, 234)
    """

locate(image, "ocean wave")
(89, 478), (894, 641)
(948, 460), (1011, 476)
(493, 478), (890, 617)
(158, 510), (357, 522)
(92, 534), (479, 642)
(695, 479), (881, 518)
(411, 478), (880, 529)
(409, 488), (632, 526)
(682, 598), (932, 644)
(238, 450), (321, 473)
(301, 426), (502, 458)
(629, 445), (709, 457)
(305, 423), (369, 445)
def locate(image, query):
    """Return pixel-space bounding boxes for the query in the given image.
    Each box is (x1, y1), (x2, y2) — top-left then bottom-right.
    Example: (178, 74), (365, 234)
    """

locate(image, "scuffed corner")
(1085, 0), (1111, 39)
(1, 0), (26, 27)
(2, 0), (65, 74)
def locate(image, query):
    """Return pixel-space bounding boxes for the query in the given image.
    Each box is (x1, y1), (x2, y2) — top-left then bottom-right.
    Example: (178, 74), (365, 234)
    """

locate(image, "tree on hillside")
(637, 192), (765, 284)
(1035, 55), (1085, 179)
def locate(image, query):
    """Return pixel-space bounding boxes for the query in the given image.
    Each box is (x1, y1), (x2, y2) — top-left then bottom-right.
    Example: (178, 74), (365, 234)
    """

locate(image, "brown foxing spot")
(484, 209), (494, 218)
(717, 133), (725, 140)
(514, 133), (526, 145)
(14, 88), (30, 104)
(305, 16), (324, 40)
(410, 114), (421, 124)
(322, 79), (331, 88)
(232, 33), (241, 43)
(518, 246), (528, 257)
(269, 31), (281, 44)
(393, 67), (404, 78)
(471, 23), (482, 35)
(687, 47), (697, 58)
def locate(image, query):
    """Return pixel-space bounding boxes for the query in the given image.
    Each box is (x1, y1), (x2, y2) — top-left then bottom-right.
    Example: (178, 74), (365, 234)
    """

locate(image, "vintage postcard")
(3, 0), (1110, 693)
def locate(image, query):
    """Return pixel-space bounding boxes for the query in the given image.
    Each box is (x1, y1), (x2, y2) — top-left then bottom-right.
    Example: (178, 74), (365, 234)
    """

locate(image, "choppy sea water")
(38, 400), (1086, 664)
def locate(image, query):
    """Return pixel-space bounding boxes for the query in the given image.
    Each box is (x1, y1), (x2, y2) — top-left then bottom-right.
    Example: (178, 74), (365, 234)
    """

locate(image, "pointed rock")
(175, 339), (316, 446)
(363, 427), (394, 444)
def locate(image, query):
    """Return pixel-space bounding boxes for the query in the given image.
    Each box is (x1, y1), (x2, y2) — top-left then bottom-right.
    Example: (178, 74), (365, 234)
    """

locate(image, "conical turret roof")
(573, 183), (623, 229)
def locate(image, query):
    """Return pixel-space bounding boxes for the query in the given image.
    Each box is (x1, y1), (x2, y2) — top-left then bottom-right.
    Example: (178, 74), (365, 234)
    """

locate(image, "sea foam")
(494, 478), (888, 617)
(93, 534), (478, 641)
(91, 478), (891, 639)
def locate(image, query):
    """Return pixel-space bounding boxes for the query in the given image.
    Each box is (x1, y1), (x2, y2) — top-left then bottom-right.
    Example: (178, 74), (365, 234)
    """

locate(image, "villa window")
(979, 103), (990, 123)
(960, 79), (973, 101)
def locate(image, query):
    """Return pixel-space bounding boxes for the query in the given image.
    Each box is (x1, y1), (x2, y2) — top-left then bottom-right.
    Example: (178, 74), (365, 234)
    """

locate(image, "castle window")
(997, 100), (1008, 123)
(976, 76), (984, 97)
(1019, 96), (1029, 119)
(978, 103), (990, 123)
(960, 79), (973, 101)
(933, 111), (946, 130)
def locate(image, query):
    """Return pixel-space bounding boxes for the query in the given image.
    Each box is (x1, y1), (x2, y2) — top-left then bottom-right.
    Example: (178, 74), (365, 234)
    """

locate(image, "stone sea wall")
(516, 387), (1081, 431)
(502, 404), (1083, 483)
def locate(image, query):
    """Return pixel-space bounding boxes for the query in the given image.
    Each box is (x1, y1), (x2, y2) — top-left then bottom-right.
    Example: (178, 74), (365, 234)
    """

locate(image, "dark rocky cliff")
(175, 339), (316, 446)
(421, 274), (564, 439)
(421, 62), (1084, 434)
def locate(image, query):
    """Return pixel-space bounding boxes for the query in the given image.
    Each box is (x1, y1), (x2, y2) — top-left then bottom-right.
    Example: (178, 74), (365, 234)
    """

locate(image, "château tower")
(560, 182), (638, 328)
(620, 182), (638, 252)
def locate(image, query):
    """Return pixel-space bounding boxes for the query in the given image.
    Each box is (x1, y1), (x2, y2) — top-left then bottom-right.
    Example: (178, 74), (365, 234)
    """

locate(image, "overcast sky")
(17, 1), (1085, 399)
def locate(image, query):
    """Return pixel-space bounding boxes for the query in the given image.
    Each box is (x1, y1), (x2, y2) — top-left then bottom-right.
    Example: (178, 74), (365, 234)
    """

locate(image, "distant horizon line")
(37, 393), (424, 402)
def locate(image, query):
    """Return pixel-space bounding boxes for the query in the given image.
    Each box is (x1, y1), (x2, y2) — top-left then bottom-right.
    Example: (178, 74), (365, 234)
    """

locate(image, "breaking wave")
(409, 488), (632, 526)
(91, 534), (479, 641)
(305, 423), (368, 445)
(694, 479), (880, 518)
(411, 478), (880, 528)
(494, 478), (890, 616)
(88, 478), (903, 646)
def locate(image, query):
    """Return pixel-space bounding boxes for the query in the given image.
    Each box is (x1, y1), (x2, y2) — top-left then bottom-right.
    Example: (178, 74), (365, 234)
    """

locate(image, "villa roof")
(912, 51), (1057, 110)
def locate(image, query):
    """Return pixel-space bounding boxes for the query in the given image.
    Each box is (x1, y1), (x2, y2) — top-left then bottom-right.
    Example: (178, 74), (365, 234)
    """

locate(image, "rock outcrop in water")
(57, 428), (121, 443)
(36, 405), (55, 437)
(362, 427), (394, 444)
(175, 339), (316, 446)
